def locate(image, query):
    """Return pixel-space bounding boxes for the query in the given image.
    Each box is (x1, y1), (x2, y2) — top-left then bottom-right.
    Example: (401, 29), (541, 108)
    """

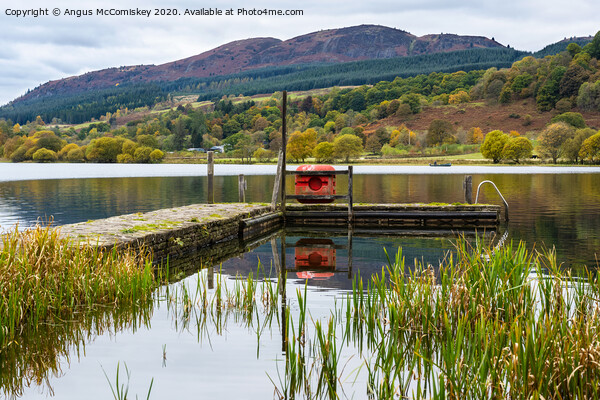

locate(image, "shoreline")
(1, 163), (600, 183)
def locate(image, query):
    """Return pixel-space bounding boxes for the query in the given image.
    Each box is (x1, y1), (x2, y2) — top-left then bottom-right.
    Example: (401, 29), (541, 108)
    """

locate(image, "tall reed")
(0, 224), (156, 351)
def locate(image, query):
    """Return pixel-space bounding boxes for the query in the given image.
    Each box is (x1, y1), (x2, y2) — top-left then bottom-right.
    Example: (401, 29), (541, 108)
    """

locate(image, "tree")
(536, 66), (566, 111)
(448, 91), (470, 104)
(85, 137), (121, 163)
(365, 134), (383, 154)
(481, 130), (509, 163)
(287, 129), (317, 162)
(253, 148), (274, 162)
(149, 149), (165, 163)
(427, 120), (455, 146)
(584, 30), (600, 59)
(579, 131), (600, 163)
(562, 128), (595, 163)
(577, 80), (600, 112)
(136, 134), (158, 149)
(400, 93), (422, 114)
(537, 122), (574, 163)
(333, 134), (363, 162)
(58, 143), (81, 160)
(467, 127), (484, 144)
(550, 112), (586, 129)
(134, 146), (154, 163)
(34, 130), (65, 152)
(32, 148), (57, 162)
(502, 137), (533, 163)
(313, 142), (334, 162)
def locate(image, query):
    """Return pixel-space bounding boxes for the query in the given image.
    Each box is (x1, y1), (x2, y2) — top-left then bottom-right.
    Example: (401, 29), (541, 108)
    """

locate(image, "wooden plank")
(287, 195), (349, 200)
(287, 170), (349, 176)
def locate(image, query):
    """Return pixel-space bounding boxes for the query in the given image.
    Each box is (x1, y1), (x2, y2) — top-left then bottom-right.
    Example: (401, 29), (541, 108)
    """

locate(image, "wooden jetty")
(59, 202), (500, 266)
(57, 90), (504, 266)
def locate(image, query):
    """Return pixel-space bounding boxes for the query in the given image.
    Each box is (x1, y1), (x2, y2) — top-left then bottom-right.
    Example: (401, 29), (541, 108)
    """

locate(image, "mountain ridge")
(15, 24), (504, 103)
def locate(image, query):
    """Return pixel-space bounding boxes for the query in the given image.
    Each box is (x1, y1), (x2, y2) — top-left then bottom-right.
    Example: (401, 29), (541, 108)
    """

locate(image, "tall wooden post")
(281, 91), (287, 217)
(463, 175), (472, 204)
(348, 166), (354, 223)
(271, 150), (284, 210)
(207, 151), (214, 204)
(238, 174), (246, 202)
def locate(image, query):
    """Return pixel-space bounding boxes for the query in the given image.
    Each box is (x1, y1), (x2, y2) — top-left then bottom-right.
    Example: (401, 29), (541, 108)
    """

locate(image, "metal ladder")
(475, 180), (509, 222)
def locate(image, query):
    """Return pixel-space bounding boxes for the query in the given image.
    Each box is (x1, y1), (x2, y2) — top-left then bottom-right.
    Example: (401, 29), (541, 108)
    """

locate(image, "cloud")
(0, 0), (598, 105)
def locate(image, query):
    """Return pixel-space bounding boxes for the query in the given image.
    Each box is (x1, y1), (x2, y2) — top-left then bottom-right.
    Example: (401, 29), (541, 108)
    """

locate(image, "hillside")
(13, 25), (503, 103)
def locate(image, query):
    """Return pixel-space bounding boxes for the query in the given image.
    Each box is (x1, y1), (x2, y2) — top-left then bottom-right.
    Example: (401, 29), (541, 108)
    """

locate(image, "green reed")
(0, 224), (157, 353)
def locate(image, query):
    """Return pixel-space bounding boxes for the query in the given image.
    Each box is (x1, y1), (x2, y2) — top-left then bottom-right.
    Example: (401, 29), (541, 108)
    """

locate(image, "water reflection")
(0, 301), (154, 399)
(0, 172), (598, 265)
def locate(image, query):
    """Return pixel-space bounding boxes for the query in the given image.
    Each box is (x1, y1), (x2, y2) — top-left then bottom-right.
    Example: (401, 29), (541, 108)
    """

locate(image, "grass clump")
(0, 224), (156, 351)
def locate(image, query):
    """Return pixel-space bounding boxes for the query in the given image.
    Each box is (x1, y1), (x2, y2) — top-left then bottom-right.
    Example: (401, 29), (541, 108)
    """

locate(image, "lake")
(1, 163), (599, 267)
(1, 163), (600, 398)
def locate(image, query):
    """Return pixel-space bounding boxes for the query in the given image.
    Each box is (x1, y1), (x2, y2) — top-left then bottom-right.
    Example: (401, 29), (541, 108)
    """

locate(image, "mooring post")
(280, 231), (287, 352)
(280, 91), (287, 219)
(207, 151), (214, 204)
(347, 225), (353, 279)
(271, 150), (284, 210)
(463, 175), (473, 204)
(238, 174), (246, 202)
(348, 165), (354, 223)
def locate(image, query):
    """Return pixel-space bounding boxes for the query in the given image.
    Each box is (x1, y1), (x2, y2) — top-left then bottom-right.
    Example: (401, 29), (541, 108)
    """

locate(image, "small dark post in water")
(207, 266), (214, 289)
(279, 232), (287, 352)
(463, 175), (473, 204)
(281, 91), (287, 218)
(238, 174), (246, 203)
(347, 225), (353, 279)
(348, 166), (354, 223)
(207, 151), (214, 204)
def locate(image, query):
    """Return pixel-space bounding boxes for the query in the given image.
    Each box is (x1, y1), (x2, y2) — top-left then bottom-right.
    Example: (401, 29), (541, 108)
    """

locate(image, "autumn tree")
(333, 134), (363, 162)
(286, 129), (317, 162)
(365, 134), (382, 154)
(32, 148), (57, 162)
(313, 142), (334, 162)
(85, 137), (122, 163)
(562, 128), (595, 163)
(426, 120), (455, 146)
(579, 131), (600, 163)
(466, 127), (484, 144)
(502, 136), (533, 163)
(537, 122), (574, 163)
(481, 130), (509, 163)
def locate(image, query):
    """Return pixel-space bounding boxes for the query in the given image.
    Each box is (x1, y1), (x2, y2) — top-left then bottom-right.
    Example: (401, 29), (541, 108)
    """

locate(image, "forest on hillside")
(0, 32), (599, 165)
(0, 47), (529, 125)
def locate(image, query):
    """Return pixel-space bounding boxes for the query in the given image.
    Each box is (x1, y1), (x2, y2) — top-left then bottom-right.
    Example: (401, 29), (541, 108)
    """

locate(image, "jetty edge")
(57, 202), (501, 264)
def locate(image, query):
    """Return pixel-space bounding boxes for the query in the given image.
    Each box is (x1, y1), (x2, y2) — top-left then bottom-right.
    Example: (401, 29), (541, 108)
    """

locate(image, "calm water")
(1, 163), (600, 398)
(1, 164), (598, 266)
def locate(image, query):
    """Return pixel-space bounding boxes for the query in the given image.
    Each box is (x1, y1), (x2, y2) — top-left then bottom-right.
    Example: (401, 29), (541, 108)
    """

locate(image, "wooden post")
(281, 91), (287, 218)
(347, 225), (353, 279)
(238, 174), (246, 203)
(463, 175), (472, 204)
(348, 165), (354, 223)
(271, 150), (284, 210)
(279, 231), (287, 352)
(207, 151), (214, 204)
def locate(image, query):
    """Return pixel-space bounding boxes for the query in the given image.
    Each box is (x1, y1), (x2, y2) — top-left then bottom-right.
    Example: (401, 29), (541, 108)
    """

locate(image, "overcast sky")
(1, 0), (598, 105)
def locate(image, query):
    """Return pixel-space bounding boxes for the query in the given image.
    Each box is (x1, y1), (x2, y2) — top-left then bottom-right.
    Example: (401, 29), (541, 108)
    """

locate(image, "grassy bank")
(0, 225), (157, 352)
